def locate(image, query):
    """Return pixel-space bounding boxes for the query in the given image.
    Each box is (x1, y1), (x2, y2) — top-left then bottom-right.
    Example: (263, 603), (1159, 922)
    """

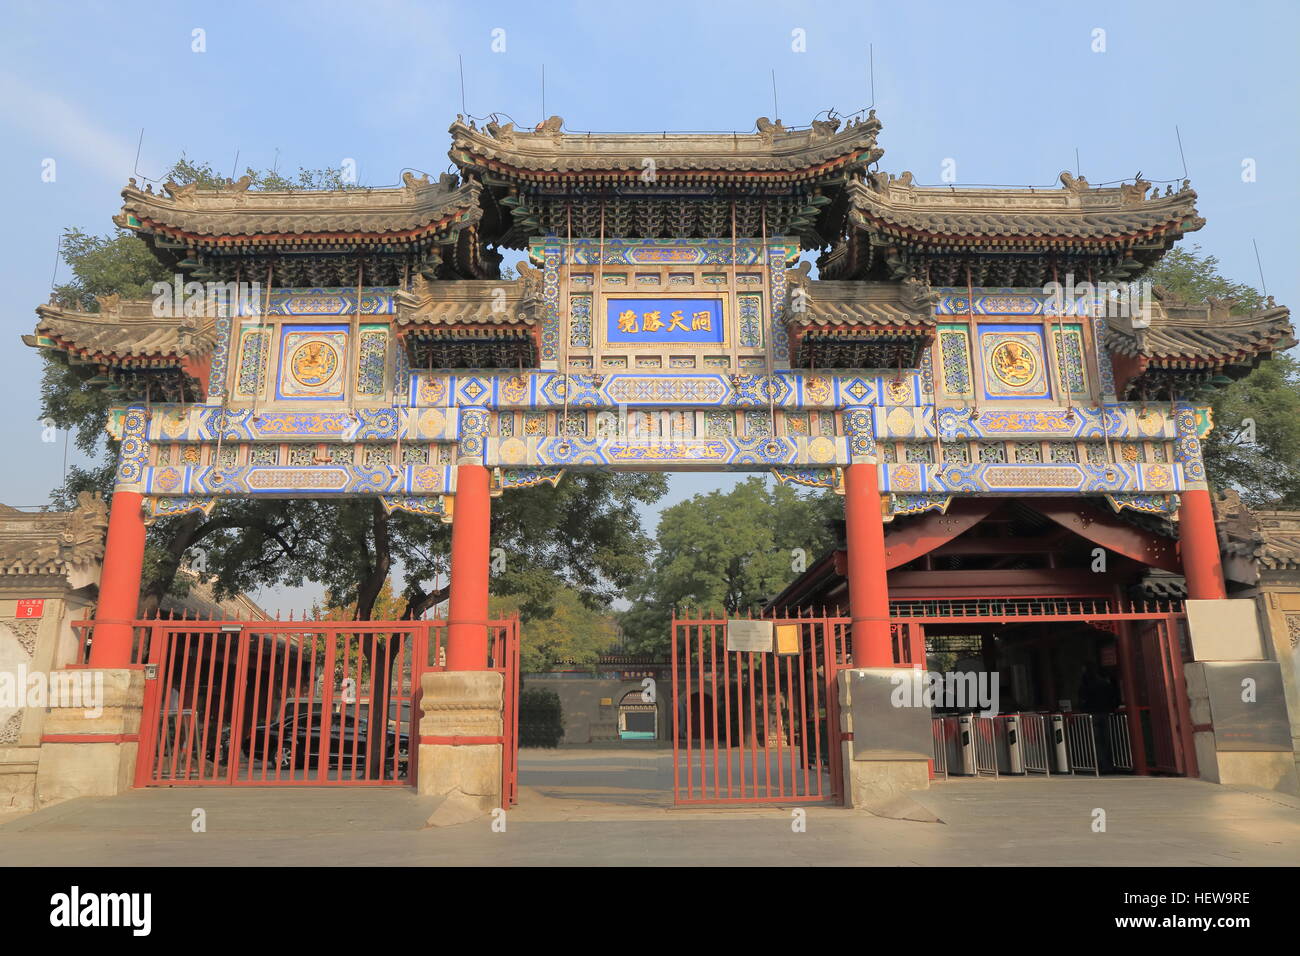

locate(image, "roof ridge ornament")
(1059, 170), (1091, 192)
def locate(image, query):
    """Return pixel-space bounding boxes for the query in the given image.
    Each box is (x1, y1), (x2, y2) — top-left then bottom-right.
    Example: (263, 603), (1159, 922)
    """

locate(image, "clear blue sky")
(2, 0), (1296, 609)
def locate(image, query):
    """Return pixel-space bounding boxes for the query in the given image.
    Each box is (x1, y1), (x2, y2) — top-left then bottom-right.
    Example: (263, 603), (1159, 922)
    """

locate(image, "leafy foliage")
(1146, 244), (1300, 506)
(621, 477), (841, 654)
(492, 587), (619, 674)
(165, 155), (361, 192)
(518, 687), (564, 748)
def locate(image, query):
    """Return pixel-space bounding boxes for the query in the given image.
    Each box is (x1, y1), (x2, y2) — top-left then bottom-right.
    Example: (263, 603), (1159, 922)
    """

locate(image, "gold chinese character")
(642, 310), (664, 332)
(691, 311), (712, 331)
(667, 310), (689, 332)
(617, 309), (638, 333)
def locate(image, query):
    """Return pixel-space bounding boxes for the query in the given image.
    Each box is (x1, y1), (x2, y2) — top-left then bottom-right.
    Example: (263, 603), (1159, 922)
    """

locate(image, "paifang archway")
(27, 110), (1292, 804)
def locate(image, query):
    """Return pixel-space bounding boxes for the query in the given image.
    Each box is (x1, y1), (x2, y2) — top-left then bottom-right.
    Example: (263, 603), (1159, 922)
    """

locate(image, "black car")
(237, 710), (409, 775)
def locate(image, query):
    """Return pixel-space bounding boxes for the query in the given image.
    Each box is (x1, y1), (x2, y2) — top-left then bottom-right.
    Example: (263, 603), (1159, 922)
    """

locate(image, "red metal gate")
(70, 614), (518, 796)
(671, 612), (848, 805)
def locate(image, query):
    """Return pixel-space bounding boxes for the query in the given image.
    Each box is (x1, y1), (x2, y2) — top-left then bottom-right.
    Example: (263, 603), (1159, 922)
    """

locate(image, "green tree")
(492, 587), (619, 674)
(1145, 244), (1300, 507)
(621, 477), (841, 654)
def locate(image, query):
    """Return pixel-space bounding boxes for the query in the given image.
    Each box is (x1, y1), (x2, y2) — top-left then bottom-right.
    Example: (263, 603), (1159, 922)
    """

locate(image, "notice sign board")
(16, 599), (44, 619)
(726, 620), (773, 653)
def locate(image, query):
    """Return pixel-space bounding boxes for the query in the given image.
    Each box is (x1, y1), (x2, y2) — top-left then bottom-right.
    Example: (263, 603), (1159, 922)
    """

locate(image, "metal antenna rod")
(133, 128), (145, 179)
(770, 69), (779, 122)
(459, 54), (467, 115)
(868, 43), (875, 108)
(1252, 238), (1269, 297)
(1174, 125), (1189, 179)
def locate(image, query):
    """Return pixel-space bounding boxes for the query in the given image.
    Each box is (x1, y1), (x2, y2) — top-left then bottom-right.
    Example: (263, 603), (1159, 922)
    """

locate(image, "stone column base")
(418, 671), (504, 826)
(842, 747), (931, 808)
(0, 749), (38, 814)
(838, 668), (931, 810)
(34, 668), (143, 809)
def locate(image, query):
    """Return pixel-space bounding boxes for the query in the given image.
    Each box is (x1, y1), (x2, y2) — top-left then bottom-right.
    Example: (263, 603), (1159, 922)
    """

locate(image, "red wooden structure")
(72, 614), (520, 802)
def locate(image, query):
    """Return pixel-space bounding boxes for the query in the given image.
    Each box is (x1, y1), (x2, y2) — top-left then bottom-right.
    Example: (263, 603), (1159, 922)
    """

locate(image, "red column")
(1178, 489), (1226, 600)
(844, 462), (891, 667)
(447, 463), (491, 670)
(91, 491), (147, 667)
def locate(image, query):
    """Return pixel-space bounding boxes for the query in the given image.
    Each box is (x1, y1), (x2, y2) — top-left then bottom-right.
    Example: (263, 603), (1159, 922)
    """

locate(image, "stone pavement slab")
(0, 748), (1295, 866)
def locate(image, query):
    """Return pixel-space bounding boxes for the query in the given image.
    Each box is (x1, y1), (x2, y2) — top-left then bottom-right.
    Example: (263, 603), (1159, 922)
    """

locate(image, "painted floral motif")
(1053, 327), (1087, 394)
(1050, 442), (1078, 463)
(939, 329), (973, 397)
(356, 328), (387, 395)
(1014, 442), (1042, 463)
(236, 328), (270, 396)
(569, 293), (592, 349)
(738, 293), (763, 348)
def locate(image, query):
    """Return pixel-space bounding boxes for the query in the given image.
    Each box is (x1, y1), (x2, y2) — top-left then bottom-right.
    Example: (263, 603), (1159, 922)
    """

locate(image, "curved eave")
(118, 206), (479, 251)
(849, 209), (1201, 250)
(456, 148), (878, 187)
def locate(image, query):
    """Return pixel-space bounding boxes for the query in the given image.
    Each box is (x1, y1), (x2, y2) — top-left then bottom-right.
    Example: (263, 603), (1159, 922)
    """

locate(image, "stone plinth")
(838, 668), (931, 809)
(417, 670), (504, 825)
(34, 668), (143, 808)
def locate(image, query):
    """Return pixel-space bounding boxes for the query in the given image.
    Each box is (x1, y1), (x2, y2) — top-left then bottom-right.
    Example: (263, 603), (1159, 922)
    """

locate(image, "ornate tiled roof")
(0, 494), (108, 582)
(25, 296), (215, 364)
(1218, 491), (1300, 573)
(1106, 292), (1294, 370)
(393, 271), (541, 328)
(449, 113), (884, 180)
(785, 268), (936, 330)
(824, 171), (1205, 285)
(848, 172), (1202, 245)
(116, 172), (481, 247)
(784, 267), (936, 369)
(394, 270), (541, 368)
(24, 296), (214, 402)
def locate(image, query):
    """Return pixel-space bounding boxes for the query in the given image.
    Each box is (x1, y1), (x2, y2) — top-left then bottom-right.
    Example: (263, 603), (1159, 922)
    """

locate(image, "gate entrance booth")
(25, 108), (1294, 811)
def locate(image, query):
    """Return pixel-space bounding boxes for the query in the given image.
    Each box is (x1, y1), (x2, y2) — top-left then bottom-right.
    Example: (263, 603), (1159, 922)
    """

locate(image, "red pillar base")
(447, 464), (491, 670)
(90, 491), (147, 668)
(844, 462), (892, 667)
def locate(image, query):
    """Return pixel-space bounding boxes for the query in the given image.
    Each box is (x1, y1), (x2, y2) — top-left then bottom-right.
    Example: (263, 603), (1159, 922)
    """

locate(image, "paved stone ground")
(1, 747), (1297, 866)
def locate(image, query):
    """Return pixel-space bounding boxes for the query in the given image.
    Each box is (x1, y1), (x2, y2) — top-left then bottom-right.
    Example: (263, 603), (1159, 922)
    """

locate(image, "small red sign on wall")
(16, 599), (44, 619)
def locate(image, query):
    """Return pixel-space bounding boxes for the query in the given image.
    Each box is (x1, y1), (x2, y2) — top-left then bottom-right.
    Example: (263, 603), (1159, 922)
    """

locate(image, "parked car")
(240, 712), (408, 775)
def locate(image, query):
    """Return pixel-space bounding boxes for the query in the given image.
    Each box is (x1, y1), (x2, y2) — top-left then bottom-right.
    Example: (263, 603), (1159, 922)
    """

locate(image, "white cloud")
(0, 70), (138, 183)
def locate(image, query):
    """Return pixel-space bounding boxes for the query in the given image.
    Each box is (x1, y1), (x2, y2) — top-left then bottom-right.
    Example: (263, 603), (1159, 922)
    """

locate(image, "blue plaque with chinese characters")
(605, 297), (725, 345)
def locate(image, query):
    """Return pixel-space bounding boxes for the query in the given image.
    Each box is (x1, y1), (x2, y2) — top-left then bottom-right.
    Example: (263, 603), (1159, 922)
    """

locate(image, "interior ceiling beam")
(883, 498), (1002, 570)
(1030, 498), (1182, 574)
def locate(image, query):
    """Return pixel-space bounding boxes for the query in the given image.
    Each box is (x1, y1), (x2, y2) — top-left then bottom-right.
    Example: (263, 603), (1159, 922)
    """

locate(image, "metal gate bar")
(931, 717), (949, 779)
(973, 716), (999, 778)
(672, 613), (843, 805)
(1019, 714), (1051, 775)
(1109, 712), (1133, 772)
(125, 616), (519, 795)
(1065, 713), (1099, 776)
